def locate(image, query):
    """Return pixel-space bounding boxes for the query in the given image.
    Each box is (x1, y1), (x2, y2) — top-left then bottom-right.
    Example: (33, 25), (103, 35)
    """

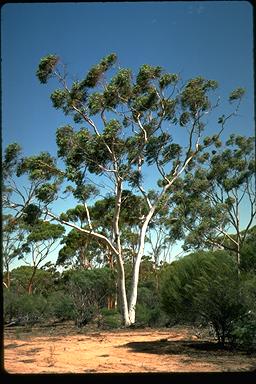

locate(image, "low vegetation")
(4, 237), (256, 351)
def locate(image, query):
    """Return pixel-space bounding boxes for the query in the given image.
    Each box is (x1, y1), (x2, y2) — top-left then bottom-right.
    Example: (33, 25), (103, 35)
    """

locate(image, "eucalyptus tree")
(2, 143), (61, 287)
(57, 229), (101, 270)
(167, 134), (255, 273)
(2, 143), (27, 286)
(17, 53), (243, 325)
(2, 215), (29, 288)
(20, 221), (65, 294)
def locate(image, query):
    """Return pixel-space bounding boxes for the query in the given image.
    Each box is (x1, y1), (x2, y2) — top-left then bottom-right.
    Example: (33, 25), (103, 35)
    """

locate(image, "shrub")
(230, 311), (256, 351)
(192, 261), (246, 344)
(136, 285), (167, 327)
(161, 251), (215, 324)
(46, 291), (75, 321)
(230, 274), (256, 351)
(135, 303), (152, 327)
(100, 308), (122, 329)
(161, 250), (253, 346)
(62, 268), (115, 327)
(4, 290), (47, 325)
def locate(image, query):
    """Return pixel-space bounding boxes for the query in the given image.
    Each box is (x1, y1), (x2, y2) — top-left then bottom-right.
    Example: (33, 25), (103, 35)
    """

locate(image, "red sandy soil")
(4, 323), (256, 374)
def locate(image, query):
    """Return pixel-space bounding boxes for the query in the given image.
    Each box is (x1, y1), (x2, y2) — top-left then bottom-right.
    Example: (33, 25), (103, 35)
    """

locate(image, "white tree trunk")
(128, 206), (156, 324)
(117, 257), (131, 326)
(113, 179), (132, 326)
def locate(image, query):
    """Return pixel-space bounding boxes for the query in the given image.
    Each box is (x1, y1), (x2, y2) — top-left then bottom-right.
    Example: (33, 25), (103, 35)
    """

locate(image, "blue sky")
(1, 1), (254, 267)
(2, 1), (254, 153)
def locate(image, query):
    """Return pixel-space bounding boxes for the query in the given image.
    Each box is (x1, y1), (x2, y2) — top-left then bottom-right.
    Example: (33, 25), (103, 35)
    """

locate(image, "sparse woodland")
(3, 54), (256, 351)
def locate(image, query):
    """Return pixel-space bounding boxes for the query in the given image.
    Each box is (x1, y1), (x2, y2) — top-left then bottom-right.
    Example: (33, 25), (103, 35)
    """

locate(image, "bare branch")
(45, 210), (119, 256)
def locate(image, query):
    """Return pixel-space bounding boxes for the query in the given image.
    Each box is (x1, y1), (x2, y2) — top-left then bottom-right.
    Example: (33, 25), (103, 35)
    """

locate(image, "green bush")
(62, 268), (115, 327)
(100, 308), (122, 329)
(135, 303), (152, 327)
(161, 251), (214, 324)
(193, 263), (246, 344)
(46, 291), (75, 321)
(136, 285), (168, 327)
(4, 290), (47, 325)
(161, 250), (253, 345)
(230, 312), (256, 351)
(230, 274), (256, 351)
(4, 290), (17, 323)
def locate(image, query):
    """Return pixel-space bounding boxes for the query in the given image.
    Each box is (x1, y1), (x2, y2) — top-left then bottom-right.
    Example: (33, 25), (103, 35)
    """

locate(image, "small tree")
(2, 215), (28, 288)
(2, 143), (63, 287)
(20, 221), (64, 294)
(167, 134), (255, 273)
(2, 144), (29, 287)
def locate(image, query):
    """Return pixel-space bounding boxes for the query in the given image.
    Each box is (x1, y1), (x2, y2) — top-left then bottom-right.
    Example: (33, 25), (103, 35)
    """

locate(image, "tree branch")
(45, 210), (119, 256)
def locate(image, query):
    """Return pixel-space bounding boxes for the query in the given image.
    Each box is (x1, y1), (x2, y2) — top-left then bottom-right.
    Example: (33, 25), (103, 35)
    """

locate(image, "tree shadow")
(121, 339), (233, 357)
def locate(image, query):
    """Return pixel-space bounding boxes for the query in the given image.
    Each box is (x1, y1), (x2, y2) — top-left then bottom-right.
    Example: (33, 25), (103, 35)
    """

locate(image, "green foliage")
(9, 266), (59, 295)
(229, 87), (245, 102)
(230, 312), (256, 351)
(36, 55), (59, 84)
(50, 89), (68, 109)
(62, 268), (116, 327)
(51, 81), (88, 117)
(27, 221), (65, 242)
(88, 92), (104, 115)
(159, 73), (178, 89)
(161, 250), (253, 345)
(56, 125), (76, 157)
(104, 119), (121, 138)
(99, 308), (122, 329)
(90, 191), (147, 228)
(129, 258), (168, 327)
(159, 98), (177, 120)
(167, 133), (255, 257)
(161, 251), (210, 323)
(23, 204), (42, 225)
(226, 272), (255, 350)
(132, 88), (159, 113)
(101, 68), (133, 109)
(181, 77), (218, 115)
(2, 143), (22, 178)
(32, 52), (253, 328)
(16, 152), (60, 181)
(83, 53), (117, 88)
(4, 290), (47, 325)
(145, 133), (171, 165)
(179, 111), (191, 127)
(57, 228), (101, 268)
(35, 182), (59, 203)
(136, 64), (162, 92)
(136, 286), (167, 327)
(240, 227), (256, 273)
(46, 291), (75, 321)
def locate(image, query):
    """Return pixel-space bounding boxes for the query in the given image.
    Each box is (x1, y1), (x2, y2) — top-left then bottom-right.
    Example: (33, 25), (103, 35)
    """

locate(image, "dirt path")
(4, 325), (256, 373)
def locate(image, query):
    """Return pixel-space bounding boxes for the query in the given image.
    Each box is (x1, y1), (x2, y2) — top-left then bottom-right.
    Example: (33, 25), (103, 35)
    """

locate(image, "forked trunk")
(113, 179), (132, 326)
(128, 206), (156, 324)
